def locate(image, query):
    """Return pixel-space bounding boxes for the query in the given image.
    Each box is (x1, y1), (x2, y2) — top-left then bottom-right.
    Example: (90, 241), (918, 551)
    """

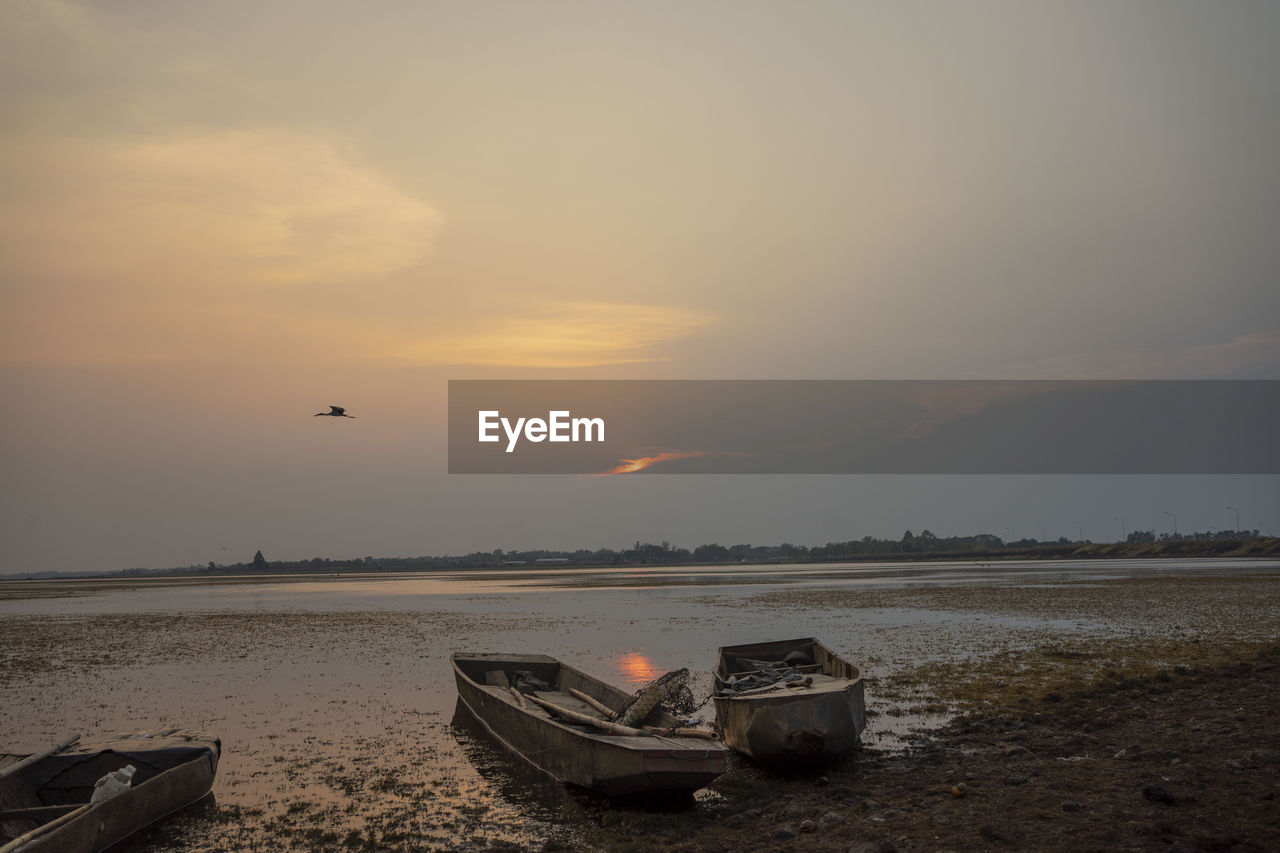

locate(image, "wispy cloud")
(0, 129), (442, 289)
(1003, 331), (1280, 379)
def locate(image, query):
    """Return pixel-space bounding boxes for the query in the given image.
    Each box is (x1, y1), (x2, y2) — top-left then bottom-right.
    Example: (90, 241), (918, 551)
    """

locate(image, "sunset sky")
(3, 1), (1278, 572)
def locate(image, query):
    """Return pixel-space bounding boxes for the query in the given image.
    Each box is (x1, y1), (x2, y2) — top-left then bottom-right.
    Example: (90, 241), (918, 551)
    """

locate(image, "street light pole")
(1072, 521), (1083, 542)
(1227, 506), (1240, 534)
(1114, 516), (1125, 542)
(1164, 511), (1178, 536)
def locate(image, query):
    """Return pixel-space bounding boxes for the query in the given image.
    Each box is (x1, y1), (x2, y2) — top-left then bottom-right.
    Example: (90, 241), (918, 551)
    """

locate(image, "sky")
(2, 0), (1278, 573)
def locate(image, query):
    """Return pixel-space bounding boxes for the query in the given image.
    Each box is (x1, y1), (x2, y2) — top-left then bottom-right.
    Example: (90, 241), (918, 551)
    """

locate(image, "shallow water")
(2, 558), (1277, 850)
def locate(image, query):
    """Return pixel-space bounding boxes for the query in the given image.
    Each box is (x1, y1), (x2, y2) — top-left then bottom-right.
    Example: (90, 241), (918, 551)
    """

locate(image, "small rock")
(949, 783), (967, 798)
(1061, 800), (1082, 812)
(816, 775), (830, 786)
(862, 798), (880, 811)
(799, 819), (815, 833)
(979, 825), (1007, 842)
(774, 826), (797, 841)
(853, 842), (897, 853)
(1226, 760), (1243, 771)
(1115, 744), (1142, 760)
(1004, 775), (1028, 786)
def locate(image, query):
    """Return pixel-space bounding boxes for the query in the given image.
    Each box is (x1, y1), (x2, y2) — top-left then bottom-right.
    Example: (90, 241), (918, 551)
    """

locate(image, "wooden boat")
(0, 729), (220, 853)
(713, 637), (865, 764)
(452, 652), (727, 796)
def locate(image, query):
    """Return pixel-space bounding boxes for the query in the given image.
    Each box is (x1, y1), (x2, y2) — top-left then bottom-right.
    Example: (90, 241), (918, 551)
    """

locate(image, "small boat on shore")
(452, 652), (727, 796)
(0, 729), (220, 853)
(713, 637), (865, 764)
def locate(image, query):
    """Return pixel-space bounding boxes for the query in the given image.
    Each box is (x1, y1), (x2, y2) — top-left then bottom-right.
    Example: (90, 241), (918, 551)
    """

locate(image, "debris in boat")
(512, 671), (552, 693)
(714, 658), (813, 695)
(90, 764), (136, 803)
(617, 667), (695, 727)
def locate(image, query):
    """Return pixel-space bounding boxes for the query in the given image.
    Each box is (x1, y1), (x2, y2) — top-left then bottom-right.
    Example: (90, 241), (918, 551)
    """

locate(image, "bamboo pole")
(507, 687), (526, 709)
(568, 688), (616, 719)
(0, 804), (91, 853)
(522, 694), (649, 737)
(641, 726), (719, 740)
(0, 804), (80, 822)
(0, 734), (80, 782)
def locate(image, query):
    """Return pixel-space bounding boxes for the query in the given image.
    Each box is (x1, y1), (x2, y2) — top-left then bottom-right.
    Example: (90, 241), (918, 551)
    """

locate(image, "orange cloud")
(0, 129), (442, 289)
(597, 450), (715, 475)
(389, 300), (713, 368)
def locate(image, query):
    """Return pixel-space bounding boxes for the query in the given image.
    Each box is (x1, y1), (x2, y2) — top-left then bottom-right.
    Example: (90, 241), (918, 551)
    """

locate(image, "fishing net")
(714, 658), (813, 695)
(617, 667), (700, 726)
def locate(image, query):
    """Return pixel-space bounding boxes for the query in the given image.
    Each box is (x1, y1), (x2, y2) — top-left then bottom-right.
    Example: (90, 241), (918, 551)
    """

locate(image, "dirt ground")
(577, 643), (1280, 853)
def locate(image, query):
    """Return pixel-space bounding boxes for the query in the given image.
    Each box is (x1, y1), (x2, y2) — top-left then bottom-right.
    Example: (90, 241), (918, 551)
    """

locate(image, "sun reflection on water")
(616, 651), (658, 686)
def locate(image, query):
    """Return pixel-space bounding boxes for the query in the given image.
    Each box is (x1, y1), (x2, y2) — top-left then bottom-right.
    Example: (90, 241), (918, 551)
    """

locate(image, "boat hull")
(0, 730), (220, 853)
(713, 638), (865, 765)
(453, 653), (725, 796)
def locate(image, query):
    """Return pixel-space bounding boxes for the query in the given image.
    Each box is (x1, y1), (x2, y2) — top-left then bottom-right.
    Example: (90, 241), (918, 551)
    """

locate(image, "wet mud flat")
(1, 566), (1277, 851)
(590, 643), (1280, 852)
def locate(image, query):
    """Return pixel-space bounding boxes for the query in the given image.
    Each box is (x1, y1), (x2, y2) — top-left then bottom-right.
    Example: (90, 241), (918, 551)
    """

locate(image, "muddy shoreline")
(3, 563), (1277, 851)
(575, 642), (1279, 852)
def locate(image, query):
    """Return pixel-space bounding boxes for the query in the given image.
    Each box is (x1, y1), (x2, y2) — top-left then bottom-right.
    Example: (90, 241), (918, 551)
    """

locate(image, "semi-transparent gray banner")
(447, 380), (1279, 474)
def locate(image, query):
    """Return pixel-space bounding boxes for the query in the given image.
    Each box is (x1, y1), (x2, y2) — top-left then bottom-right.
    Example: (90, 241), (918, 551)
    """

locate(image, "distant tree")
(252, 550), (268, 570)
(693, 543), (731, 562)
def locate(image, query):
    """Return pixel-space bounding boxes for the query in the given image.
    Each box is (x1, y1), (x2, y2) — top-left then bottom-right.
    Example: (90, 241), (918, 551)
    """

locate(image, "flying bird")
(315, 405), (355, 418)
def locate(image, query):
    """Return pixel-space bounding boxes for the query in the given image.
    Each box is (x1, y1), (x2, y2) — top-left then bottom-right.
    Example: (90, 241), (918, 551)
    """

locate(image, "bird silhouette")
(315, 405), (355, 418)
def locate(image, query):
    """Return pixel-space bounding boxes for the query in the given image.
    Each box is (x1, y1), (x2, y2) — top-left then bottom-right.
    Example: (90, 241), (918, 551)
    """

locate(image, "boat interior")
(454, 655), (690, 735)
(0, 732), (215, 842)
(715, 638), (859, 695)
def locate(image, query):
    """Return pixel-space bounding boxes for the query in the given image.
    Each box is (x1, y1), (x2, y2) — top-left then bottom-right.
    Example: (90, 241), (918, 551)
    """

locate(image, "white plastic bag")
(90, 764), (137, 804)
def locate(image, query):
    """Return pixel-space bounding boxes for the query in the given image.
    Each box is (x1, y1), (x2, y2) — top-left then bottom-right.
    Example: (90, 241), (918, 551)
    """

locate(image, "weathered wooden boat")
(0, 729), (220, 853)
(713, 637), (865, 764)
(452, 652), (727, 796)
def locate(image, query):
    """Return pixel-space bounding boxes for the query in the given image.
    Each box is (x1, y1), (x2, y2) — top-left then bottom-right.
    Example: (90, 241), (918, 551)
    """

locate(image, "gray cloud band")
(448, 380), (1279, 475)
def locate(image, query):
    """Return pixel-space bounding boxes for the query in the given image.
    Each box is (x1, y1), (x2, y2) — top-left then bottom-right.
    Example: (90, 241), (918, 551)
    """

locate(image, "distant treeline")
(92, 528), (1275, 579)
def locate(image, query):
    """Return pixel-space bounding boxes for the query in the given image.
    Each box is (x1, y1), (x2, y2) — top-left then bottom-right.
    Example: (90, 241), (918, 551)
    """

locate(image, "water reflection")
(448, 699), (580, 817)
(617, 651), (658, 686)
